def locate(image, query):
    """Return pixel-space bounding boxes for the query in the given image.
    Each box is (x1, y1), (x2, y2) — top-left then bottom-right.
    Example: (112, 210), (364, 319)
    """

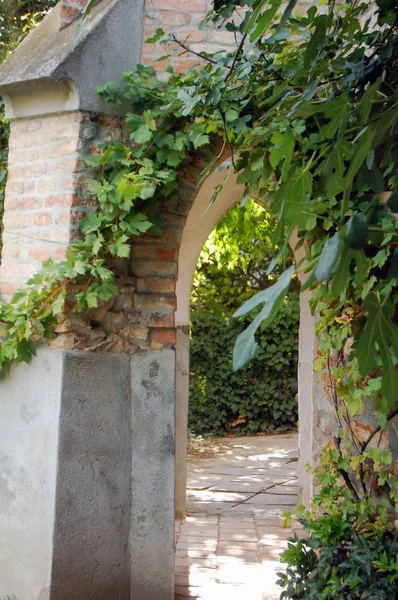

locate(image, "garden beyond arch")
(174, 167), (317, 519)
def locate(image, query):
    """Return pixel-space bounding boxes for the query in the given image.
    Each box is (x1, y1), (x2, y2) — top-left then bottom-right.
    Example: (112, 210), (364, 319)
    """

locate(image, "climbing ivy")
(189, 300), (299, 435)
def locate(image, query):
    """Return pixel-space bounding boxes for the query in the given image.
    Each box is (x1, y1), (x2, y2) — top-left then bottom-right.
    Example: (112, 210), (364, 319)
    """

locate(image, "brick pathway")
(175, 433), (301, 599)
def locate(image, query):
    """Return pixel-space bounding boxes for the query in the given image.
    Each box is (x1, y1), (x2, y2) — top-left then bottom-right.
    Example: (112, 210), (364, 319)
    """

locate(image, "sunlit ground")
(175, 433), (303, 599)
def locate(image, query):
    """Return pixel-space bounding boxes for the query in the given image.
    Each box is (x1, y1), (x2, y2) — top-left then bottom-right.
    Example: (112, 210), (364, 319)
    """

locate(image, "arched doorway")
(174, 168), (316, 520)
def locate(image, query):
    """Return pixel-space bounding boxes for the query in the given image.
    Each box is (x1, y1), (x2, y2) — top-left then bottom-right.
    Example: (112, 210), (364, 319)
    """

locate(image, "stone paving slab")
(175, 433), (299, 599)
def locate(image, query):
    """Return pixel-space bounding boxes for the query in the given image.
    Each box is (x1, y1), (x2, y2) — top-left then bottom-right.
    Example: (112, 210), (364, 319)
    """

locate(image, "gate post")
(0, 2), (176, 599)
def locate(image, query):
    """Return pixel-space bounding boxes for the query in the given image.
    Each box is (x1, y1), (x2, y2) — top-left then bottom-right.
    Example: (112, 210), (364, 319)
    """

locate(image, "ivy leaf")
(129, 213), (153, 234)
(16, 339), (35, 364)
(232, 266), (295, 370)
(314, 234), (340, 281)
(344, 213), (368, 250)
(355, 293), (398, 407)
(115, 236), (131, 258)
(52, 292), (66, 316)
(80, 213), (103, 234)
(131, 124), (154, 144)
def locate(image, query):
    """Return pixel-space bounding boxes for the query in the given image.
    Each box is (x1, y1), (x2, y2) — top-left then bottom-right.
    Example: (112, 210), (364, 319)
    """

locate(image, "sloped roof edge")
(0, 0), (145, 114)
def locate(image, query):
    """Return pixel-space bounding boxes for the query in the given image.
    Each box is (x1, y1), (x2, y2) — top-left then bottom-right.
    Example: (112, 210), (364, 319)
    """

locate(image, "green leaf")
(80, 213), (103, 234)
(284, 169), (313, 224)
(344, 213), (368, 250)
(52, 292), (66, 316)
(331, 248), (354, 297)
(355, 293), (398, 407)
(232, 266), (295, 370)
(303, 15), (327, 69)
(16, 339), (36, 364)
(145, 28), (165, 44)
(314, 234), (340, 281)
(270, 129), (294, 182)
(131, 124), (154, 144)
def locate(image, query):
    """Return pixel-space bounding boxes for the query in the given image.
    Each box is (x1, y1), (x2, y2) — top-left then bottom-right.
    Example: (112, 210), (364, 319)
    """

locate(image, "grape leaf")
(355, 293), (398, 408)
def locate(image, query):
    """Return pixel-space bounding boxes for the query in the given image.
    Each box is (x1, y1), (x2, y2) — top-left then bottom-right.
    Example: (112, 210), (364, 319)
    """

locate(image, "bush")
(188, 295), (299, 436)
(278, 511), (398, 600)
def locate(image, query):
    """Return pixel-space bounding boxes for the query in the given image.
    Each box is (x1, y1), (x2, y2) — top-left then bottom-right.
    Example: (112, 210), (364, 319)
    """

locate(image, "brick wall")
(142, 0), (236, 74)
(0, 112), (122, 298)
(0, 0), (318, 350)
(60, 0), (90, 29)
(142, 0), (317, 74)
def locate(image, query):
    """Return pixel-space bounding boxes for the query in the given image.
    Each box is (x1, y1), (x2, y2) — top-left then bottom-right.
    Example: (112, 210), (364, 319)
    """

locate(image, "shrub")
(278, 511), (398, 600)
(188, 295), (299, 436)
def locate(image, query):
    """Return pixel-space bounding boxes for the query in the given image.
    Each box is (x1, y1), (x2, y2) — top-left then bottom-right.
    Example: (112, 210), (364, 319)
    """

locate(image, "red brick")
(5, 196), (42, 211)
(32, 248), (51, 261)
(179, 29), (206, 43)
(44, 193), (76, 207)
(34, 212), (53, 227)
(151, 328), (176, 345)
(134, 293), (176, 310)
(152, 0), (207, 10)
(148, 277), (175, 293)
(159, 10), (190, 25)
(131, 259), (177, 277)
(0, 281), (16, 296)
(147, 313), (175, 328)
(2, 213), (21, 228)
(172, 58), (201, 73)
(132, 244), (153, 259)
(154, 247), (177, 261)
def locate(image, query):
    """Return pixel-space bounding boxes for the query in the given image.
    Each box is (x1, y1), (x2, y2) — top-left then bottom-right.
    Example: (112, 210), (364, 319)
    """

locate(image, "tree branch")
(224, 33), (247, 82)
(171, 35), (218, 65)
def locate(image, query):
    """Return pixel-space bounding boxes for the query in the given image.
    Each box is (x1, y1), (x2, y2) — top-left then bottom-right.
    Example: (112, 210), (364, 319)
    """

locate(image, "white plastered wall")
(175, 170), (315, 517)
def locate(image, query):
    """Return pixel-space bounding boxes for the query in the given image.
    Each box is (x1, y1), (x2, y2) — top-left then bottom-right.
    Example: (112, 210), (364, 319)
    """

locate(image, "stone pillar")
(297, 290), (315, 507)
(175, 325), (190, 519)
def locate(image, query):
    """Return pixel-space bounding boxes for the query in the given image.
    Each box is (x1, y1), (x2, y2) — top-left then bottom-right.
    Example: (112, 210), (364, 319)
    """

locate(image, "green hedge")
(188, 296), (299, 436)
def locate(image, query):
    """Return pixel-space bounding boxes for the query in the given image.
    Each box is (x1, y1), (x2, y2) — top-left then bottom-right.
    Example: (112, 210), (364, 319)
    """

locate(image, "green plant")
(278, 511), (398, 599)
(192, 199), (298, 314)
(189, 296), (299, 435)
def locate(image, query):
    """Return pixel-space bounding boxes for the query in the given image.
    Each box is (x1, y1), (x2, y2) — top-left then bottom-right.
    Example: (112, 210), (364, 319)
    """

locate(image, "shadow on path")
(175, 433), (303, 599)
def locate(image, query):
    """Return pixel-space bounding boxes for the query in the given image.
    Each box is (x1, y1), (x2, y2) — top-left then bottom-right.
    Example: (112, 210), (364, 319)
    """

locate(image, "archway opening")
(173, 169), (313, 598)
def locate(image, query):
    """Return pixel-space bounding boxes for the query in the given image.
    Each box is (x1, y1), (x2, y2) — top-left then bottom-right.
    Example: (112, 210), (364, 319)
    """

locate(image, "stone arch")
(173, 167), (316, 519)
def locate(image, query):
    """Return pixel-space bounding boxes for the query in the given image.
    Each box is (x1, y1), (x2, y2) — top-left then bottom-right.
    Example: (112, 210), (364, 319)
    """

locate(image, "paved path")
(175, 433), (301, 599)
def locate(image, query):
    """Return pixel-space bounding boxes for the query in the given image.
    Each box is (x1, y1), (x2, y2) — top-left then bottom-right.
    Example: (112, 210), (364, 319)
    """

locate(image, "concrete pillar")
(297, 290), (315, 506)
(130, 349), (175, 600)
(0, 348), (176, 600)
(175, 325), (190, 519)
(0, 350), (132, 600)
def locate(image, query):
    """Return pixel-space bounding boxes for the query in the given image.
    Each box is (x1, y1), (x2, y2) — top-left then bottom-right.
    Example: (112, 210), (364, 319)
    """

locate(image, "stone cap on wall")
(0, 0), (145, 117)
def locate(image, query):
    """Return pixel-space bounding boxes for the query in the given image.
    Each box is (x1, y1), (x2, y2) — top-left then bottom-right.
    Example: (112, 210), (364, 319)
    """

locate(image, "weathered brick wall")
(0, 0), (319, 352)
(51, 148), (213, 353)
(0, 112), (124, 299)
(0, 113), (84, 296)
(142, 0), (236, 73)
(142, 0), (316, 74)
